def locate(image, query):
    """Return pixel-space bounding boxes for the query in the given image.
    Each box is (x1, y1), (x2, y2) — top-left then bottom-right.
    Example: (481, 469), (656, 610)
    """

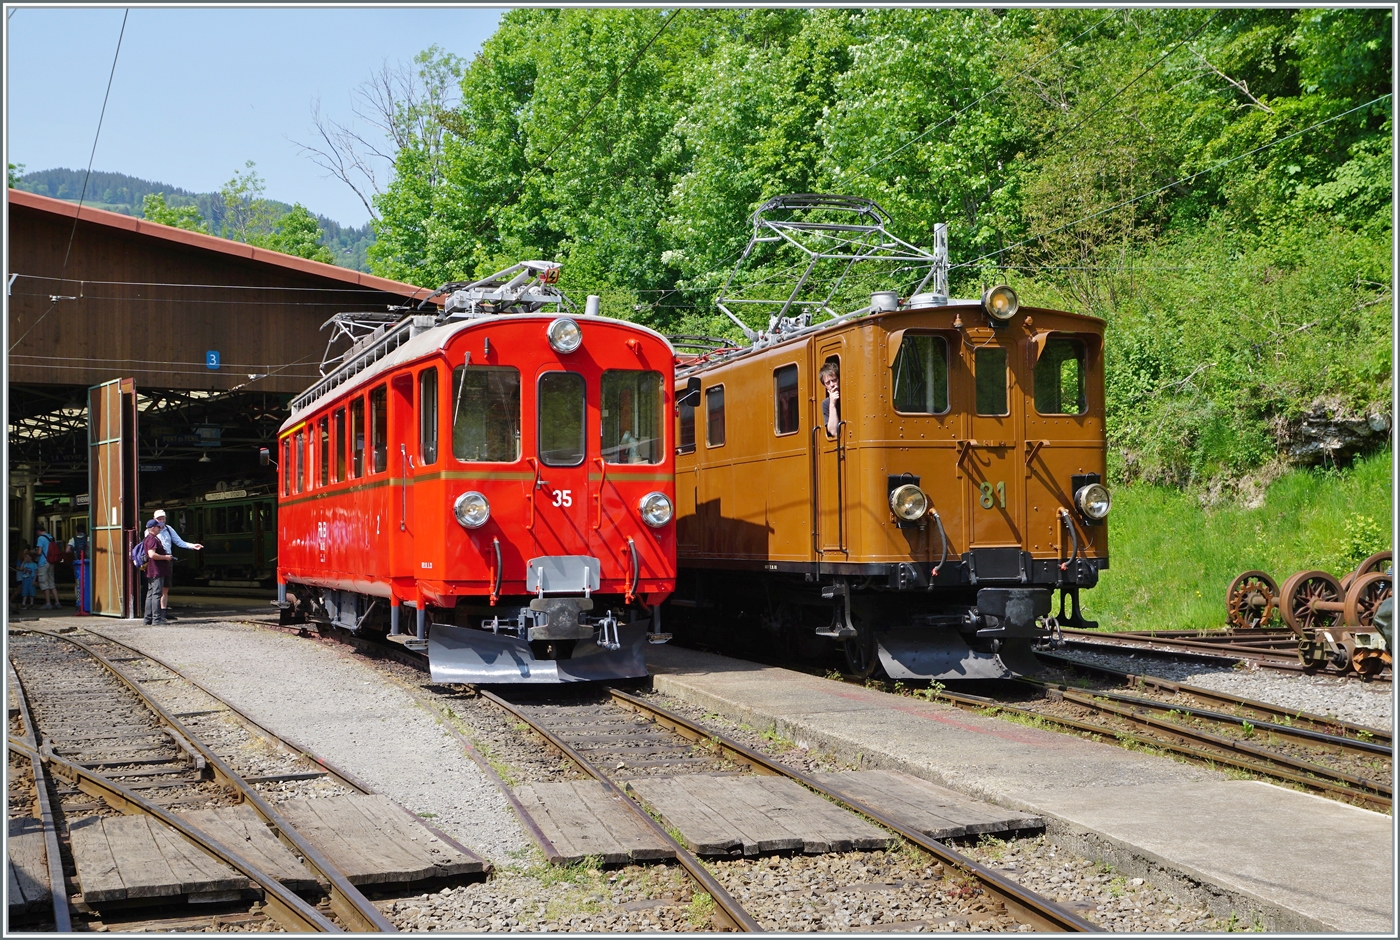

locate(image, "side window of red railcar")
(350, 398), (365, 478)
(281, 438), (291, 494)
(774, 365), (799, 435)
(1033, 337), (1088, 416)
(370, 384), (388, 474)
(333, 409), (346, 482)
(318, 417), (329, 487)
(419, 367), (438, 465)
(294, 430), (305, 494)
(452, 366), (521, 462)
(601, 370), (663, 464)
(705, 385), (726, 447)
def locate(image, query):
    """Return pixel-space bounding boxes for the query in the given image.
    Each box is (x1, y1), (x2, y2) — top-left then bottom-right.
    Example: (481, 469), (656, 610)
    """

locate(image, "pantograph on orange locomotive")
(666, 195), (1110, 680)
(275, 261), (677, 683)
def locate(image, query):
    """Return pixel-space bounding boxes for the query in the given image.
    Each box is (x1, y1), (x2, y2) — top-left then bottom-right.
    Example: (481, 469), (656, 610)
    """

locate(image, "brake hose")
(930, 511), (949, 578)
(1058, 509), (1081, 573)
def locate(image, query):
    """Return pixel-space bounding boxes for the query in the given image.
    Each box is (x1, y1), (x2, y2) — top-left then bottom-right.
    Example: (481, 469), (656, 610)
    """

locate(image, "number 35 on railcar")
(275, 262), (677, 683)
(668, 196), (1110, 680)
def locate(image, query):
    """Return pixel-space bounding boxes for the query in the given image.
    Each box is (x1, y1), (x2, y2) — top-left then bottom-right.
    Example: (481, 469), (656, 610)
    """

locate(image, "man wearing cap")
(152, 508), (202, 621)
(142, 520), (174, 625)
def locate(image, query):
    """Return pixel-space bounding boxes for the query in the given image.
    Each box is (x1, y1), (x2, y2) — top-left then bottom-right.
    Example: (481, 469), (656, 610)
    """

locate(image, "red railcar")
(276, 261), (677, 683)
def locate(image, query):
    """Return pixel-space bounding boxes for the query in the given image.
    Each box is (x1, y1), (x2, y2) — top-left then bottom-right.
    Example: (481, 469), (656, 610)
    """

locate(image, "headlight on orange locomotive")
(1074, 482), (1111, 521)
(639, 492), (673, 527)
(889, 483), (930, 521)
(454, 491), (491, 528)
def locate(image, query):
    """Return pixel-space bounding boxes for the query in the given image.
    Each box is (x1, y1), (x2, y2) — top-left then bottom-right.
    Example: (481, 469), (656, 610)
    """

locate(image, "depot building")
(6, 189), (431, 614)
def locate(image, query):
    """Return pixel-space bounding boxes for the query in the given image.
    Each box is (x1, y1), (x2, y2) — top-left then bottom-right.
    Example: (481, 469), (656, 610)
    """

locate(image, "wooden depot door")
(88, 378), (139, 617)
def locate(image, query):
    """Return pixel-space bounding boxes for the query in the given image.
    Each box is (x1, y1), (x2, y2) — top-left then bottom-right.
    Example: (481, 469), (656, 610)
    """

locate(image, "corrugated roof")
(7, 187), (435, 302)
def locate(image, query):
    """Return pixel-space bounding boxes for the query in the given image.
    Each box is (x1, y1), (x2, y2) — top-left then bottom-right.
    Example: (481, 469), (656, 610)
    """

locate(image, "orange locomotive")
(276, 261), (677, 683)
(669, 196), (1109, 679)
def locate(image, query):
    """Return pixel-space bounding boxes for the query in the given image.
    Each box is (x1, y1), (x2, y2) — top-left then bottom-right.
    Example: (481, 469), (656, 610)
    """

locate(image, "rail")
(31, 630), (398, 933)
(604, 689), (1099, 933)
(6, 661), (72, 931)
(477, 689), (764, 932)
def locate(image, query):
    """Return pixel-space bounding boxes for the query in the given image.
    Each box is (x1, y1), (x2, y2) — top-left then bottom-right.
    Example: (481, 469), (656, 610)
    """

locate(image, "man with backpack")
(34, 523), (61, 610)
(151, 508), (201, 621)
(67, 523), (90, 613)
(138, 519), (174, 625)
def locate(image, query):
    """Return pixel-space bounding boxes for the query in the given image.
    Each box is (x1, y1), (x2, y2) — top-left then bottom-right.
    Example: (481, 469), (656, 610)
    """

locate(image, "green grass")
(1091, 450), (1392, 631)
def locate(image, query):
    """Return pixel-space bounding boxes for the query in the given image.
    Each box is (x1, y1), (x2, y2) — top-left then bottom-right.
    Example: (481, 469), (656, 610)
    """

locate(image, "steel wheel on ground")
(1280, 570), (1344, 636)
(1343, 572), (1392, 628)
(1354, 551), (1393, 579)
(1225, 570), (1279, 629)
(843, 620), (878, 678)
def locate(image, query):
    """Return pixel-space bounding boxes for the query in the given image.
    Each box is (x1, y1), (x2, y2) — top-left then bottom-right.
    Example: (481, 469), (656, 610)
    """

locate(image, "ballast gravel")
(1054, 647), (1393, 730)
(90, 619), (532, 864)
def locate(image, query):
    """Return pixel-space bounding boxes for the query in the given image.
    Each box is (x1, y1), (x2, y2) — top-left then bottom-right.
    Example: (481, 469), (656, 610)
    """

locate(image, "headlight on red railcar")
(454, 491), (491, 528)
(639, 492), (673, 527)
(889, 483), (930, 521)
(547, 317), (583, 354)
(1074, 483), (1111, 521)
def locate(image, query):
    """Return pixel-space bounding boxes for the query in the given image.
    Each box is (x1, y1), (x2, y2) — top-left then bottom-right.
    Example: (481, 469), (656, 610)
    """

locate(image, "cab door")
(963, 331), (1023, 547)
(813, 339), (847, 558)
(531, 369), (595, 573)
(389, 373), (416, 580)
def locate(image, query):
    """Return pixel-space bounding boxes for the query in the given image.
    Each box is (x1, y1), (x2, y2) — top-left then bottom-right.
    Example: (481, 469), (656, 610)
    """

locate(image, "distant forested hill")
(14, 167), (374, 272)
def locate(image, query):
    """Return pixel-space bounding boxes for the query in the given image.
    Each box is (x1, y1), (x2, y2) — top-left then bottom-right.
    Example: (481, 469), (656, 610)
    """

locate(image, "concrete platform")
(646, 645), (1395, 934)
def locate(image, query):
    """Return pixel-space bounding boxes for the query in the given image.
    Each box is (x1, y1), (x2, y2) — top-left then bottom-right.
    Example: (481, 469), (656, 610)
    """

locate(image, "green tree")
(7, 162), (24, 188)
(219, 160), (278, 242)
(140, 192), (210, 232)
(257, 203), (335, 263)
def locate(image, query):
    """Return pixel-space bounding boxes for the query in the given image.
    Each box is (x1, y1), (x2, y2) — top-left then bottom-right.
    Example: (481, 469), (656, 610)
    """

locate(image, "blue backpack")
(131, 540), (149, 569)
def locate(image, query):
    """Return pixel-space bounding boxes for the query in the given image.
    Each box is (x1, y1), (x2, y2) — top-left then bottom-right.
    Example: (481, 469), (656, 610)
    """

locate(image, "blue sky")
(5, 5), (505, 227)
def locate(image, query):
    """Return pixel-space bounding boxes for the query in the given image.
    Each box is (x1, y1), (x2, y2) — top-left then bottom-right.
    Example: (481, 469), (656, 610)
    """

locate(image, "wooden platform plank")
(176, 805), (314, 889)
(680, 775), (804, 854)
(7, 817), (50, 913)
(100, 817), (194, 899)
(68, 817), (131, 902)
(146, 823), (249, 895)
(746, 776), (890, 852)
(810, 770), (1043, 837)
(515, 782), (633, 864)
(623, 777), (741, 855)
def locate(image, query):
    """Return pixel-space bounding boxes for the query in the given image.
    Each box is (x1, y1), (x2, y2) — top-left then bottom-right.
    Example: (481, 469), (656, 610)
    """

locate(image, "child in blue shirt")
(18, 551), (39, 608)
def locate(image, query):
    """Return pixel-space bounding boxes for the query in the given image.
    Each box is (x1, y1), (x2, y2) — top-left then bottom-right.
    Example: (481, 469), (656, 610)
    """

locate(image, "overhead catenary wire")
(9, 8), (129, 353)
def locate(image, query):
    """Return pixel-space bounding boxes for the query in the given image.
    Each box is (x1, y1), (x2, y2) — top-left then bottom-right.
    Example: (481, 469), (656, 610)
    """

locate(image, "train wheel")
(1225, 571), (1279, 629)
(843, 620), (878, 678)
(1343, 572), (1392, 627)
(1354, 551), (1393, 579)
(1280, 570), (1344, 636)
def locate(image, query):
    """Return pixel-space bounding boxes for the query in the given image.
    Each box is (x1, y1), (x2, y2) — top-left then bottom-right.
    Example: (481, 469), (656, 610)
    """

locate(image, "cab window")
(293, 430), (305, 494)
(678, 401), (696, 454)
(333, 408), (346, 482)
(318, 417), (330, 487)
(774, 365), (799, 435)
(1034, 337), (1087, 415)
(538, 371), (585, 466)
(350, 398), (365, 478)
(281, 438), (291, 495)
(419, 367), (439, 465)
(602, 370), (663, 464)
(975, 347), (1008, 416)
(892, 335), (949, 414)
(705, 385), (725, 447)
(370, 384), (388, 473)
(453, 366), (521, 462)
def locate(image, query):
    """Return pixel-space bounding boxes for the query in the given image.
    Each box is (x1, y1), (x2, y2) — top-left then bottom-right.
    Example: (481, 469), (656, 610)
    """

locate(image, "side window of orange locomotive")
(705, 385), (726, 447)
(677, 401), (696, 454)
(774, 365), (799, 435)
(318, 417), (329, 487)
(419, 367), (438, 465)
(1033, 337), (1087, 415)
(350, 398), (365, 478)
(974, 347), (1009, 416)
(452, 366), (521, 462)
(333, 408), (346, 482)
(294, 431), (305, 494)
(281, 438), (291, 495)
(891, 335), (949, 414)
(370, 384), (388, 473)
(602, 370), (663, 464)
(538, 371), (586, 467)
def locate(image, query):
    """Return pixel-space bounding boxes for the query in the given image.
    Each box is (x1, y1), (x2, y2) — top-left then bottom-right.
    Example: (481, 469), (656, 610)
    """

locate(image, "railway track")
(1058, 628), (1392, 682)
(6, 627), (406, 932)
(910, 656), (1391, 812)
